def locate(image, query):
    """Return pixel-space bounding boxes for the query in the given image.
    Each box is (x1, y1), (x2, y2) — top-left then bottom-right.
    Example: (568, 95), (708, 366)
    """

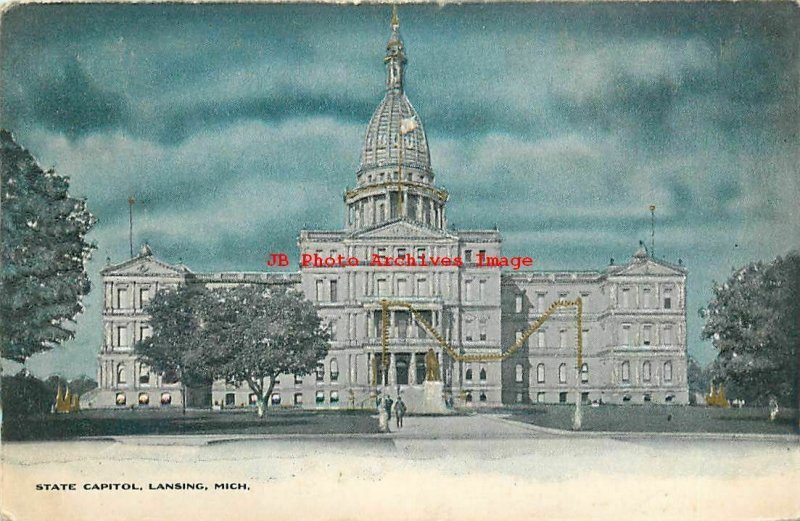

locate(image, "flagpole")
(128, 196), (136, 258)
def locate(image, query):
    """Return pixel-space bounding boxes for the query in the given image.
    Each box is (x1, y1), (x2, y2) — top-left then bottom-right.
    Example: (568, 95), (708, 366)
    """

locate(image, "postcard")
(1, 2), (798, 520)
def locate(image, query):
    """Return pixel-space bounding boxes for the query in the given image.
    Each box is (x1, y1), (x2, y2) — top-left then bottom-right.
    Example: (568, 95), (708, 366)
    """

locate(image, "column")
(390, 310), (396, 338)
(389, 353), (396, 386)
(410, 352), (417, 385)
(416, 195), (423, 221)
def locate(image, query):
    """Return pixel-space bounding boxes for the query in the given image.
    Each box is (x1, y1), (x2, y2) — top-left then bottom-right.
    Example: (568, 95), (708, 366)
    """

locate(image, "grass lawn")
(504, 404), (799, 435)
(1, 408), (380, 441)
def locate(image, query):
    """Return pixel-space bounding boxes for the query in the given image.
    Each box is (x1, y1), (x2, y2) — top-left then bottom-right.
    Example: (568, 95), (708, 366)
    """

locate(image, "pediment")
(102, 255), (189, 277)
(614, 259), (685, 277)
(350, 219), (456, 240)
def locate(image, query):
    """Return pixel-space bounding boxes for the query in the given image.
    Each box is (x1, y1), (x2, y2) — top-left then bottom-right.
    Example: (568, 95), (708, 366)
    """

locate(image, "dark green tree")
(1, 130), (96, 362)
(211, 286), (330, 417)
(701, 251), (799, 407)
(135, 283), (217, 413)
(686, 356), (709, 404)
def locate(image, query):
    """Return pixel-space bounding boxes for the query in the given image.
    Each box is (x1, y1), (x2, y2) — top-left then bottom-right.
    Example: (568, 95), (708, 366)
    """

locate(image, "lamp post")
(572, 297), (584, 431)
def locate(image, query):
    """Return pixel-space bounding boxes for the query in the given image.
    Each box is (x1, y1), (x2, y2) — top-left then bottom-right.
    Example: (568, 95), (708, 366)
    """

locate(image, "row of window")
(620, 323), (675, 346)
(528, 363), (590, 384)
(513, 292), (590, 313)
(619, 286), (674, 309)
(222, 391), (341, 407)
(515, 392), (677, 404)
(621, 361), (673, 383)
(116, 392), (171, 406)
(111, 285), (152, 310)
(110, 324), (151, 349)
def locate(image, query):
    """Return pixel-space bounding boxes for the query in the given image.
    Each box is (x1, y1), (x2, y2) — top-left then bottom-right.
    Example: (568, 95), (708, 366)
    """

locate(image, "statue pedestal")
(418, 381), (448, 415)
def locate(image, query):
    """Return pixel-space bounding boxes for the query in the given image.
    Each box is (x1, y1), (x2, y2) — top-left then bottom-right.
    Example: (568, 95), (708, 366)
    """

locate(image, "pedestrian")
(384, 395), (393, 421)
(394, 396), (407, 428)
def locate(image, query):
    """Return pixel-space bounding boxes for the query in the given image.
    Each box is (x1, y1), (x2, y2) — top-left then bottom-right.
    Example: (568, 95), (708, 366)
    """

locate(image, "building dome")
(356, 7), (433, 187)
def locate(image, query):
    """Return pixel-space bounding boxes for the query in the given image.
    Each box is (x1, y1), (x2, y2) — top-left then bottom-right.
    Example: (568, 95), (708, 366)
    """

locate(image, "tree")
(210, 286), (330, 417)
(137, 284), (330, 417)
(701, 251), (799, 407)
(686, 356), (710, 404)
(135, 283), (217, 413)
(0, 130), (96, 362)
(1, 370), (53, 417)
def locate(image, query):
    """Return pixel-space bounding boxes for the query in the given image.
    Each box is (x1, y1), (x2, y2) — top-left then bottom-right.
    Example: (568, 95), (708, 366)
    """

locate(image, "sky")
(0, 2), (798, 379)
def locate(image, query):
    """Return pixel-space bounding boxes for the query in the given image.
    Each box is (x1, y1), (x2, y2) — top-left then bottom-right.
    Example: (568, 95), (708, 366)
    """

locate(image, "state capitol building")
(83, 12), (689, 411)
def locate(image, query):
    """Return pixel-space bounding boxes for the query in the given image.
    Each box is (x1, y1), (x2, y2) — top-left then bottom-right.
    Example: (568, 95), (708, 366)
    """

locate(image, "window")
(621, 361), (630, 382)
(417, 277), (428, 297)
(465, 318), (473, 342)
(581, 392), (590, 404)
(116, 326), (127, 348)
(138, 392), (149, 406)
(515, 330), (523, 343)
(315, 280), (324, 301)
(397, 248), (406, 258)
(464, 250), (473, 263)
(479, 321), (487, 341)
(139, 326), (151, 341)
(515, 392), (524, 403)
(479, 392), (487, 402)
(643, 393), (652, 403)
(294, 374), (303, 385)
(330, 359), (339, 381)
(160, 392), (171, 405)
(116, 363), (127, 385)
(225, 393), (235, 406)
(621, 325), (631, 346)
(377, 278), (387, 296)
(559, 392), (567, 403)
(515, 295), (523, 313)
(479, 280), (486, 301)
(537, 293), (545, 311)
(465, 367), (473, 381)
(479, 367), (487, 381)
(643, 325), (652, 346)
(559, 363), (567, 383)
(315, 390), (325, 404)
(621, 288), (630, 308)
(330, 391), (339, 404)
(116, 287), (128, 308)
(116, 392), (126, 406)
(537, 392), (546, 403)
(665, 394), (675, 403)
(537, 330), (546, 348)
(330, 280), (338, 302)
(316, 363), (325, 382)
(642, 361), (652, 382)
(536, 363), (545, 384)
(515, 364), (524, 383)
(663, 288), (672, 309)
(622, 394), (632, 403)
(642, 288), (651, 308)
(249, 393), (258, 405)
(465, 392), (473, 403)
(558, 292), (568, 301)
(397, 278), (407, 296)
(581, 363), (589, 383)
(138, 363), (150, 385)
(294, 393), (303, 406)
(582, 329), (589, 349)
(139, 287), (150, 307)
(663, 325), (673, 345)
(664, 361), (673, 382)
(559, 329), (567, 349)
(271, 393), (281, 406)
(465, 280), (474, 301)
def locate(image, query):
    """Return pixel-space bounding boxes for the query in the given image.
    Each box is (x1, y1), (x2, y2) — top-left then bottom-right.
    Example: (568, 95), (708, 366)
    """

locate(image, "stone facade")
(84, 13), (688, 410)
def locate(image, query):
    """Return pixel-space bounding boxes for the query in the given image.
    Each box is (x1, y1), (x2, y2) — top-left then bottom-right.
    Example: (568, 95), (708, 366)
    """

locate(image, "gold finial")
(391, 4), (399, 29)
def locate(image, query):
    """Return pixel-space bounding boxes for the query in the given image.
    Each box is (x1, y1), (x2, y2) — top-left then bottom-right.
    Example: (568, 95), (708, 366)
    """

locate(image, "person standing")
(384, 395), (394, 421)
(394, 396), (407, 428)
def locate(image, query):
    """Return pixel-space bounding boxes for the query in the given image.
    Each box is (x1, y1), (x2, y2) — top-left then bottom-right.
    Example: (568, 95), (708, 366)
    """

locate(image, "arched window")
(479, 392), (487, 402)
(642, 361), (652, 382)
(515, 364), (524, 383)
(139, 363), (150, 385)
(664, 361), (673, 382)
(316, 362), (325, 382)
(479, 367), (487, 381)
(330, 358), (339, 381)
(536, 363), (545, 384)
(465, 367), (473, 381)
(465, 391), (473, 403)
(581, 363), (589, 383)
(116, 363), (127, 385)
(559, 363), (567, 383)
(621, 361), (630, 382)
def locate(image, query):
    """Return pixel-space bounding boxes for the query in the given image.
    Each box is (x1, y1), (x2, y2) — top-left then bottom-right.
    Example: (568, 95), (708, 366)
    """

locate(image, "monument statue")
(425, 349), (440, 382)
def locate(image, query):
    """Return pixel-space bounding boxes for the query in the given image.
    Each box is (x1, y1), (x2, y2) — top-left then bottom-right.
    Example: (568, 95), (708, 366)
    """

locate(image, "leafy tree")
(135, 284), (217, 413)
(0, 130), (96, 362)
(210, 286), (330, 417)
(686, 356), (710, 403)
(1, 370), (53, 417)
(701, 252), (799, 407)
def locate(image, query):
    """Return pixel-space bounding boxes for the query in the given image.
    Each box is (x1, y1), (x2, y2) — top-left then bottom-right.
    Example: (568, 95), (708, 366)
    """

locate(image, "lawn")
(504, 404), (799, 435)
(1, 408), (381, 441)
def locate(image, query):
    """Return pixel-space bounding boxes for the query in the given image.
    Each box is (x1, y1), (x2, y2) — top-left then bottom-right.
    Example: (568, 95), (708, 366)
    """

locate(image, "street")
(2, 415), (798, 521)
